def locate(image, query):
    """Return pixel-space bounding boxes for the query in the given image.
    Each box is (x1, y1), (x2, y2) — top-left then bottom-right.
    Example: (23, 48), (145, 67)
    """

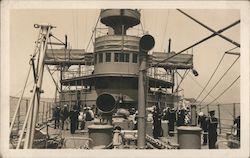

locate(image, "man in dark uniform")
(61, 104), (69, 130)
(167, 107), (176, 137)
(69, 105), (79, 134)
(234, 116), (240, 140)
(177, 108), (185, 127)
(207, 110), (218, 149)
(53, 106), (60, 129)
(153, 105), (163, 139)
(198, 112), (208, 145)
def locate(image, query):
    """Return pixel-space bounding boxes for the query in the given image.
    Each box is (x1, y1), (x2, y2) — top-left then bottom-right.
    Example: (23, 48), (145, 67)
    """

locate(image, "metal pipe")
(16, 85), (37, 149)
(26, 25), (52, 148)
(137, 35), (155, 149)
(177, 9), (240, 47)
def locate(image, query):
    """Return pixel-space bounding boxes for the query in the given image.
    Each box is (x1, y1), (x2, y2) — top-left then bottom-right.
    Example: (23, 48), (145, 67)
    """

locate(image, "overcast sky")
(9, 9), (240, 104)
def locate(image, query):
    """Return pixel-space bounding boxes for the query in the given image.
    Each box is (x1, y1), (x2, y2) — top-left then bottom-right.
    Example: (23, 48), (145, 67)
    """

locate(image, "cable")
(146, 20), (240, 70)
(188, 73), (220, 104)
(195, 53), (226, 101)
(85, 14), (100, 52)
(201, 75), (240, 109)
(161, 10), (170, 51)
(198, 56), (239, 105)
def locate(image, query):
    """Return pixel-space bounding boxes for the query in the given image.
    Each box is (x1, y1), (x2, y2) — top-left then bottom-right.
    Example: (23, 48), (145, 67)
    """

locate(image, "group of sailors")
(149, 105), (240, 149)
(53, 104), (94, 134)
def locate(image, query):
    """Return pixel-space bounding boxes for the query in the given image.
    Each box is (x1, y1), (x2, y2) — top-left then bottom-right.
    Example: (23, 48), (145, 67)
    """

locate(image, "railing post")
(42, 101), (45, 123)
(233, 103), (236, 121)
(217, 104), (221, 134)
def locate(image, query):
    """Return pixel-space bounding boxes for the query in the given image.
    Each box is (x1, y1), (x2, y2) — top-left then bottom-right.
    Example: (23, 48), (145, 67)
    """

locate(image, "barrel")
(88, 124), (113, 149)
(177, 126), (202, 149)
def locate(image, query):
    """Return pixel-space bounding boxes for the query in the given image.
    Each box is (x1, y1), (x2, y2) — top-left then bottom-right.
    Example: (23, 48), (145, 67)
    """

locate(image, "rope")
(204, 75), (240, 108)
(188, 74), (220, 104)
(198, 56), (239, 106)
(195, 53), (226, 101)
(145, 20), (240, 70)
(161, 10), (170, 51)
(175, 69), (190, 93)
(85, 14), (100, 52)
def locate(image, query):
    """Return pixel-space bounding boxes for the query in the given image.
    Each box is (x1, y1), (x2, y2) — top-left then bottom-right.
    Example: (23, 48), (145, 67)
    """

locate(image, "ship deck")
(42, 121), (230, 149)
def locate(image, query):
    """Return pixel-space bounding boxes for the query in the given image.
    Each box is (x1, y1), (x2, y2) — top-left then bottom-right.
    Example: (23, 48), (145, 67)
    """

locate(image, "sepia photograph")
(1, 1), (249, 158)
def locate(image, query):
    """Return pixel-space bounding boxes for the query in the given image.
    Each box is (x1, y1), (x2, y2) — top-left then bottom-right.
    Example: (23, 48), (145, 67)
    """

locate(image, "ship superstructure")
(45, 9), (193, 111)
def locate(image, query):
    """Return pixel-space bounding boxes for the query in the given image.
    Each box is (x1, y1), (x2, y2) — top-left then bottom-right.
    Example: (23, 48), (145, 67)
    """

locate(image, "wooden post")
(217, 104), (221, 134)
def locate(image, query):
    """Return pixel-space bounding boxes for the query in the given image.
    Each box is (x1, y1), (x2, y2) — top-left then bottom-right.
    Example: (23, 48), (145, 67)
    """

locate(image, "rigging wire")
(196, 46), (239, 101)
(195, 53), (226, 101)
(146, 19), (240, 70)
(198, 55), (240, 106)
(175, 69), (190, 93)
(85, 14), (101, 52)
(46, 65), (61, 93)
(188, 73), (220, 104)
(161, 10), (170, 51)
(72, 10), (77, 49)
(201, 75), (240, 109)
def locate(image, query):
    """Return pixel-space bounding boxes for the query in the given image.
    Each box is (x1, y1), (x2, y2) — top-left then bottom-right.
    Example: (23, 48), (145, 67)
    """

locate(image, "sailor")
(198, 112), (208, 145)
(233, 115), (240, 140)
(207, 110), (218, 149)
(61, 104), (69, 130)
(167, 107), (176, 137)
(153, 105), (163, 139)
(85, 107), (94, 121)
(53, 106), (60, 129)
(69, 105), (79, 134)
(176, 107), (185, 127)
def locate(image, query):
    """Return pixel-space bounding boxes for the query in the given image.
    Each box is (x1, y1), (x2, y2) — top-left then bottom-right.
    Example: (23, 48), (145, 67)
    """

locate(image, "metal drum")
(177, 126), (202, 149)
(88, 124), (113, 149)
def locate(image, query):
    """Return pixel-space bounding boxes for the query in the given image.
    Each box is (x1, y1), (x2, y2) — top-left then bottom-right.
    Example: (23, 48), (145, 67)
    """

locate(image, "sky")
(9, 9), (240, 104)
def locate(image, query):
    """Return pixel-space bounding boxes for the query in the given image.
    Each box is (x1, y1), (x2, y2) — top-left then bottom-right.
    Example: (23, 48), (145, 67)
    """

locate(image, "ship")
(9, 9), (240, 150)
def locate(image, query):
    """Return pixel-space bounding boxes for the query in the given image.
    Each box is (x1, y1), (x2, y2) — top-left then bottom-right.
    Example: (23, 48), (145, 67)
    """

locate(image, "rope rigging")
(198, 55), (240, 106)
(201, 75), (240, 110)
(85, 14), (101, 52)
(195, 46), (239, 101)
(161, 10), (170, 51)
(145, 19), (240, 70)
(195, 53), (226, 101)
(188, 73), (220, 104)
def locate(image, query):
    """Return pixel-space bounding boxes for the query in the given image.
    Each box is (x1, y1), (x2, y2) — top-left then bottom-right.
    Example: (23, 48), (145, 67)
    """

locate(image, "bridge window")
(114, 53), (130, 62)
(114, 53), (119, 62)
(132, 53), (138, 63)
(94, 54), (97, 64)
(105, 53), (111, 62)
(99, 53), (103, 63)
(124, 53), (129, 62)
